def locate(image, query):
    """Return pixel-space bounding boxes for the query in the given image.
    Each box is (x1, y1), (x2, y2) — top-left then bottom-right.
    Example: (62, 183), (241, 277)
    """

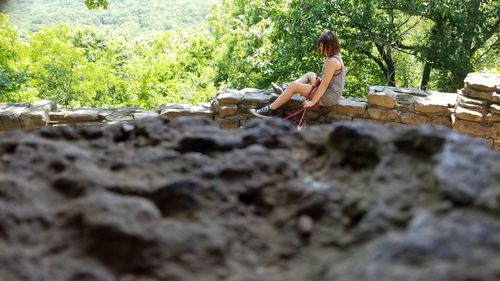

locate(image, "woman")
(251, 30), (346, 118)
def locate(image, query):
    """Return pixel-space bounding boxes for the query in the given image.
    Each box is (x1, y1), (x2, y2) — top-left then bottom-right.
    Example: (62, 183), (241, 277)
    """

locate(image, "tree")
(0, 14), (29, 101)
(71, 29), (132, 107)
(208, 0), (286, 89)
(280, 0), (404, 89)
(283, 0), (500, 91)
(209, 0), (499, 95)
(124, 29), (217, 108)
(26, 26), (90, 106)
(85, 0), (108, 10)
(1, 2), (218, 108)
(389, 0), (500, 90)
(208, 0), (389, 96)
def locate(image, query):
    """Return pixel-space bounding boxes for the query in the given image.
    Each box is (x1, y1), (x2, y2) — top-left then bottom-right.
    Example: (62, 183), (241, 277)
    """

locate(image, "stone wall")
(213, 86), (457, 128)
(454, 73), (500, 148)
(0, 102), (213, 130)
(212, 73), (499, 148)
(1, 72), (498, 148)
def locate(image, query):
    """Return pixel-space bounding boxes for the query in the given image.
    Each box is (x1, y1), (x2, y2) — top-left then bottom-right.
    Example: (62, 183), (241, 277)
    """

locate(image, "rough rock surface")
(0, 117), (499, 281)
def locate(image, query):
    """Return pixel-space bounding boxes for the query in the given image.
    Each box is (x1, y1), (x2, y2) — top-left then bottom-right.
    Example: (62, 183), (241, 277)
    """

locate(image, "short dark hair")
(317, 31), (340, 57)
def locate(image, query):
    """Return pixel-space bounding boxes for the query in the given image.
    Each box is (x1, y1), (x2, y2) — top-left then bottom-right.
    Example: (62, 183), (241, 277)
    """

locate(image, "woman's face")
(319, 43), (324, 55)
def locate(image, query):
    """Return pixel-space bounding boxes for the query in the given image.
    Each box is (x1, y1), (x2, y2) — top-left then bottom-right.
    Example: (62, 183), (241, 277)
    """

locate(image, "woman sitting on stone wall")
(251, 30), (346, 118)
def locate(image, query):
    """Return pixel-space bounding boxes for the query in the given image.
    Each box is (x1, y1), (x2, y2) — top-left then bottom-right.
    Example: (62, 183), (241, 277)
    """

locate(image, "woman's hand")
(314, 76), (321, 87)
(303, 100), (316, 108)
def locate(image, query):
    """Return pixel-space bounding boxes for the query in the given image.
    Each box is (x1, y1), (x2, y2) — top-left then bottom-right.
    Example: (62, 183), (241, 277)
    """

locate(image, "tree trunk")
(420, 62), (432, 90)
(386, 60), (396, 87)
(451, 68), (470, 92)
(376, 44), (397, 87)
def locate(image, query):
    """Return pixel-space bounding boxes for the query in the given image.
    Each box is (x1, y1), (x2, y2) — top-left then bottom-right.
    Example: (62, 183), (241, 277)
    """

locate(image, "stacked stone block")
(454, 73), (500, 148)
(0, 102), (213, 131)
(213, 88), (276, 129)
(365, 86), (456, 127)
(0, 100), (55, 131)
(49, 107), (153, 128)
(213, 88), (368, 128)
(366, 87), (399, 123)
(158, 103), (212, 119)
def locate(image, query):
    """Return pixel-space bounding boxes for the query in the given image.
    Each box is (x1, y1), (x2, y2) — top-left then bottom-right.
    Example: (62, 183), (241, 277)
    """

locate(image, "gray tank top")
(321, 55), (346, 97)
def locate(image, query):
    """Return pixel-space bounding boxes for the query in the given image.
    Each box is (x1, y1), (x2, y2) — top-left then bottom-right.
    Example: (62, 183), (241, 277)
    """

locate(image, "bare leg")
(269, 81), (313, 110)
(295, 72), (317, 84)
(268, 72), (316, 110)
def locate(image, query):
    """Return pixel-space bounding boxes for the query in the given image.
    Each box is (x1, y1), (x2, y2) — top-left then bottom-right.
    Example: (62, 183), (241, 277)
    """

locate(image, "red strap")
(298, 86), (320, 127)
(282, 84), (320, 128)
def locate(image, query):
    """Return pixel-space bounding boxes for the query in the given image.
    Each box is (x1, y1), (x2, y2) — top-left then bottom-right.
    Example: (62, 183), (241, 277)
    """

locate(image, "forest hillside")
(1, 0), (217, 35)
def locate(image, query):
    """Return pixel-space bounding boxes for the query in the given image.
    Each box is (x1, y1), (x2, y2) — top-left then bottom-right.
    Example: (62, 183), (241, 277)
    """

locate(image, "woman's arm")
(304, 58), (341, 107)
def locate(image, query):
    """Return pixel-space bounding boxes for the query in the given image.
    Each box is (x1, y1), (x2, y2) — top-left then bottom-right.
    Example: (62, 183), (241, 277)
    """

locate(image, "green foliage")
(25, 26), (132, 107)
(208, 0), (387, 97)
(0, 14), (29, 101)
(0, 12), (217, 109)
(389, 0), (500, 90)
(122, 29), (216, 108)
(208, 0), (499, 95)
(1, 0), (498, 109)
(85, 0), (108, 10)
(27, 26), (87, 106)
(0, 15), (18, 67)
(3, 0), (216, 35)
(209, 1), (282, 89)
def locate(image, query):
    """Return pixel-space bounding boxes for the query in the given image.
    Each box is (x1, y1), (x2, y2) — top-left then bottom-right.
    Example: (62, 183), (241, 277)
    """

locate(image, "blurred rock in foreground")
(0, 117), (499, 281)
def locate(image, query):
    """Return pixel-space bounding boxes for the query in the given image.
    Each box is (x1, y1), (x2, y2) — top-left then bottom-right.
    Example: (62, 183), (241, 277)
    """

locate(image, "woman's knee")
(288, 81), (299, 91)
(306, 71), (316, 77)
(306, 72), (316, 82)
